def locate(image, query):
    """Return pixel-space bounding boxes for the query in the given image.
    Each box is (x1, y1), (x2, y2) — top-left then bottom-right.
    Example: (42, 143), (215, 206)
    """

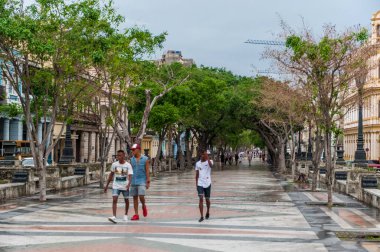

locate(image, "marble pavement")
(0, 160), (379, 251)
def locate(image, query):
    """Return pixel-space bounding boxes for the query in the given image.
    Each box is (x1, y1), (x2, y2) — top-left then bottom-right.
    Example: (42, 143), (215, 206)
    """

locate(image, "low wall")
(0, 163), (109, 201)
(362, 189), (380, 209)
(0, 183), (26, 203)
(61, 175), (86, 189)
(0, 160), (186, 202)
(315, 166), (380, 210)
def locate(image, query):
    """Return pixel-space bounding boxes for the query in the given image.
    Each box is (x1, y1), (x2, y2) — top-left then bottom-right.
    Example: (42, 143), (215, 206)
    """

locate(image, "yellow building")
(343, 10), (380, 161)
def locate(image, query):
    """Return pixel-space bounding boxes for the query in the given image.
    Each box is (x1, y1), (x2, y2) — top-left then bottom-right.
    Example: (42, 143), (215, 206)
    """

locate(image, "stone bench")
(362, 188), (380, 209)
(60, 175), (85, 190)
(333, 170), (348, 194)
(335, 180), (347, 194)
(0, 183), (26, 202)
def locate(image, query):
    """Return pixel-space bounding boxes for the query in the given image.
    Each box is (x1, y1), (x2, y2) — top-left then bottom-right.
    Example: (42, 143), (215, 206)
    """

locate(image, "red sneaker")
(131, 214), (139, 221)
(143, 205), (148, 217)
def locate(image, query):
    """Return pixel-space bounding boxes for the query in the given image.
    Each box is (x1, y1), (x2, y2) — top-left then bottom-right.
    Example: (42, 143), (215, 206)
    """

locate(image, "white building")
(343, 10), (380, 161)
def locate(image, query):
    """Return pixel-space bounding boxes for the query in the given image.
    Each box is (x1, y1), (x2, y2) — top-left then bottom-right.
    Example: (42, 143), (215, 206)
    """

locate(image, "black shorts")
(197, 185), (211, 198)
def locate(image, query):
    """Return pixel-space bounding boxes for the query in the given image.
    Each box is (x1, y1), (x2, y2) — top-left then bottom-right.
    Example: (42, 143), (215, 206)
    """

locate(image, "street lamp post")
(354, 74), (367, 164)
(297, 130), (302, 159)
(307, 124), (312, 161)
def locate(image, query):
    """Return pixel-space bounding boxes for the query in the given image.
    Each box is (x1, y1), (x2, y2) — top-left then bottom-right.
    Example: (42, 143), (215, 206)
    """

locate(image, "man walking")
(130, 144), (150, 221)
(247, 150), (253, 166)
(104, 150), (133, 223)
(195, 150), (213, 222)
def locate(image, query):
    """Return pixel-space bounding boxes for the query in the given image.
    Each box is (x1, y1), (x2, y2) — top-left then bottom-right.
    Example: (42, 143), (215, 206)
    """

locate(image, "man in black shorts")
(195, 150), (213, 222)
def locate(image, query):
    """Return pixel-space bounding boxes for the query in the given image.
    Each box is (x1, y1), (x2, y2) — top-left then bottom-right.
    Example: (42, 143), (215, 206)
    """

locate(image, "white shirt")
(111, 161), (133, 190)
(195, 160), (213, 188)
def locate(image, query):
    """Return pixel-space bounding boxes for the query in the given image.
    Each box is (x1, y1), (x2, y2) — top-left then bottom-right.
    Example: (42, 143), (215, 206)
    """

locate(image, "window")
(378, 61), (380, 79)
(377, 25), (380, 37)
(7, 81), (14, 95)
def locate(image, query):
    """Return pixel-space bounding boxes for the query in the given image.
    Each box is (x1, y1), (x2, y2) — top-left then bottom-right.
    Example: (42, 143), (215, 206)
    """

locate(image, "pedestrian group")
(105, 145), (264, 223)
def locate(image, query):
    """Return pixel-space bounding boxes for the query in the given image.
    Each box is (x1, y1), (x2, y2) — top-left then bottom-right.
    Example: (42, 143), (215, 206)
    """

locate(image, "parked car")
(21, 157), (51, 167)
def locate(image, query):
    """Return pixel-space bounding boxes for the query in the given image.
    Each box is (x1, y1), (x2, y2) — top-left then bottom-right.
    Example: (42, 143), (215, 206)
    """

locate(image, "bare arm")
(206, 153), (213, 168)
(104, 172), (114, 192)
(145, 159), (151, 189)
(208, 159), (213, 168)
(195, 170), (199, 187)
(127, 174), (132, 190)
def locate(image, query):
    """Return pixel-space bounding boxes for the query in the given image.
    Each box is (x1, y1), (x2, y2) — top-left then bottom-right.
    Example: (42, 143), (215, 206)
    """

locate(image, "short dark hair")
(117, 150), (125, 154)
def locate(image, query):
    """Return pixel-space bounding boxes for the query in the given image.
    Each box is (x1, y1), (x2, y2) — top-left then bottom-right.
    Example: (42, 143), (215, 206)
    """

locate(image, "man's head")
(131, 143), (141, 157)
(201, 150), (210, 161)
(117, 150), (126, 162)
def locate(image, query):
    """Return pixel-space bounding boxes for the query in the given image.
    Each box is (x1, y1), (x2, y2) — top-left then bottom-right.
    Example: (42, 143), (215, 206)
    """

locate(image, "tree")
(148, 103), (180, 174)
(267, 24), (378, 207)
(253, 79), (306, 175)
(0, 0), (120, 201)
(86, 23), (166, 187)
(114, 62), (189, 150)
(171, 67), (232, 152)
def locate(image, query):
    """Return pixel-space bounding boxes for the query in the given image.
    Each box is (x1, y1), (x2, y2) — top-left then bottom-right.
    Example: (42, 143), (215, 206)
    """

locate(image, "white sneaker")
(123, 215), (129, 222)
(108, 216), (117, 224)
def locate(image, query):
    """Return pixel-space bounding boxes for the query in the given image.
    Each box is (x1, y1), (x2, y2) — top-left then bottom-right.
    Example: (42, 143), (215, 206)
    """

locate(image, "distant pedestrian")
(221, 152), (225, 166)
(104, 150), (133, 223)
(247, 151), (253, 166)
(262, 153), (266, 163)
(195, 150), (213, 222)
(130, 144), (151, 221)
(235, 153), (239, 165)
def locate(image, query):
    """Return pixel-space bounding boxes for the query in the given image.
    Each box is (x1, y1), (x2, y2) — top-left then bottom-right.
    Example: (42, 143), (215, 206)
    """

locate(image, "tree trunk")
(185, 128), (192, 169)
(190, 136), (195, 166)
(120, 141), (126, 153)
(168, 128), (173, 172)
(290, 132), (297, 181)
(197, 132), (208, 154)
(99, 136), (109, 188)
(325, 130), (333, 208)
(311, 133), (323, 191)
(175, 132), (185, 170)
(268, 148), (276, 168)
(153, 131), (165, 176)
(278, 141), (286, 173)
(100, 160), (106, 189)
(37, 152), (47, 201)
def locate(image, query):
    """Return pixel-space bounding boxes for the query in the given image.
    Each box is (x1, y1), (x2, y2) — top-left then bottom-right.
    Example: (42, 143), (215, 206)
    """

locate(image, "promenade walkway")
(0, 160), (379, 251)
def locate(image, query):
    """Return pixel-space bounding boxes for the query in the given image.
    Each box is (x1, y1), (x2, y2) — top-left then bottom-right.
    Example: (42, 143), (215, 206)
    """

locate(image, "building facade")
(0, 64), (30, 158)
(156, 50), (194, 67)
(343, 10), (380, 161)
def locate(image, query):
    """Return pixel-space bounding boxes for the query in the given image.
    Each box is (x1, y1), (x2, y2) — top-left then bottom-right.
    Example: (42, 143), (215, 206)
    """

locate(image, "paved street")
(1, 160), (380, 251)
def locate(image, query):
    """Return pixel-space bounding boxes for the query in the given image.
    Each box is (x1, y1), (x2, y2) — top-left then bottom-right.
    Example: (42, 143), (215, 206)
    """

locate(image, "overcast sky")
(114, 0), (379, 76)
(23, 0), (380, 76)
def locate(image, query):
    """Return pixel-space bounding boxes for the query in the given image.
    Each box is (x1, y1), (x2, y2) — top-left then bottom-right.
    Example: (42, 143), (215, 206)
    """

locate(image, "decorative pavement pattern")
(1, 160), (380, 251)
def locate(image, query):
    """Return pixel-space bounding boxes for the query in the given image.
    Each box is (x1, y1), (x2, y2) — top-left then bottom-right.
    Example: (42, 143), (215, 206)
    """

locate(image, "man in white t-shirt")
(195, 150), (213, 222)
(104, 150), (133, 223)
